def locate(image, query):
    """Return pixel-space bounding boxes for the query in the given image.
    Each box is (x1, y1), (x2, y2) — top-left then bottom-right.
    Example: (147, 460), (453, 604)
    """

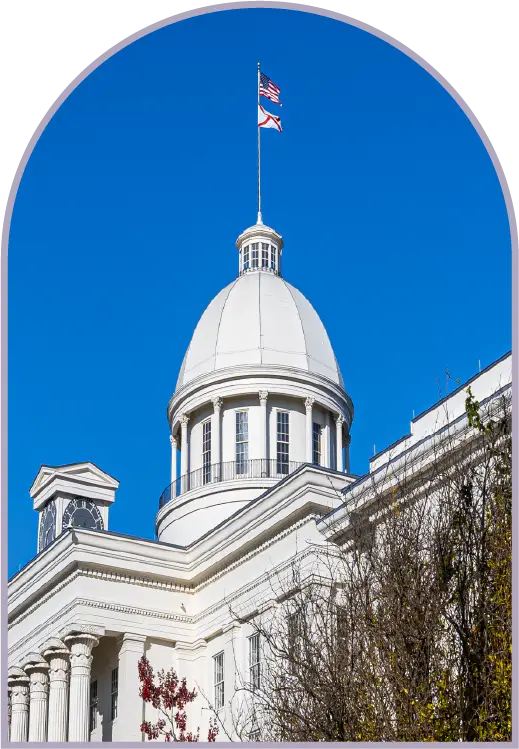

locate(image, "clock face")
(39, 502), (56, 552)
(62, 497), (104, 532)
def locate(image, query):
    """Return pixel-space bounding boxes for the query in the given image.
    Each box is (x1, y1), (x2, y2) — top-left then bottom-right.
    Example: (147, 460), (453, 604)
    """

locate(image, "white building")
(7, 215), (511, 743)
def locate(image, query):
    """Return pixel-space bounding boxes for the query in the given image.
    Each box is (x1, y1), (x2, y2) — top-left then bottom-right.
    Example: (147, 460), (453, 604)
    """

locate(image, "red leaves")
(138, 656), (218, 742)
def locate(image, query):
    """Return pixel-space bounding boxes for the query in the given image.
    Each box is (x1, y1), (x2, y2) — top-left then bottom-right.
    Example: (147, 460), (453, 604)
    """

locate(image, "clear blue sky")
(8, 9), (511, 576)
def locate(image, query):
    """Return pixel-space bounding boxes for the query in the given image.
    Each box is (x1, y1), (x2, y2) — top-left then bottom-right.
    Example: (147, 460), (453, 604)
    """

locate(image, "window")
(251, 242), (259, 268)
(111, 667), (118, 721)
(89, 680), (98, 732)
(287, 611), (302, 665)
(261, 243), (269, 268)
(244, 245), (250, 270)
(270, 244), (277, 270)
(276, 411), (289, 474)
(236, 411), (249, 474)
(203, 420), (212, 484)
(249, 634), (261, 690)
(213, 652), (225, 710)
(312, 422), (322, 465)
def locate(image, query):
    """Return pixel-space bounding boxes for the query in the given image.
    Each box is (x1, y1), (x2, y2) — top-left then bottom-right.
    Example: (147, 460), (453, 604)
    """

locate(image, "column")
(8, 667), (30, 742)
(44, 641), (70, 743)
(345, 433), (351, 475)
(305, 397), (314, 464)
(335, 414), (345, 473)
(7, 686), (11, 741)
(24, 654), (50, 743)
(323, 411), (331, 469)
(211, 397), (223, 481)
(259, 391), (268, 475)
(65, 632), (99, 742)
(179, 414), (190, 493)
(170, 434), (178, 497)
(111, 633), (146, 742)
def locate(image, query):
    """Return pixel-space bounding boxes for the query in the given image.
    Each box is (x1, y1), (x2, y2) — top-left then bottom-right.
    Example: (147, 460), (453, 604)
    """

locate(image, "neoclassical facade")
(7, 215), (512, 742)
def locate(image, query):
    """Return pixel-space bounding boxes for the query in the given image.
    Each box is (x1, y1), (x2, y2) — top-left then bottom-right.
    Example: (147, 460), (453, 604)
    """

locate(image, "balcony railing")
(158, 458), (304, 508)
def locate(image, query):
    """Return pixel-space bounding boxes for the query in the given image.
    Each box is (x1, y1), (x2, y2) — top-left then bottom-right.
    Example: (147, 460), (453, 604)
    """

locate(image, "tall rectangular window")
(251, 242), (259, 268)
(249, 634), (261, 690)
(244, 245), (250, 269)
(202, 419), (212, 484)
(277, 411), (289, 474)
(213, 652), (225, 710)
(287, 611), (302, 667)
(110, 667), (118, 721)
(312, 422), (322, 465)
(270, 244), (277, 270)
(236, 411), (249, 474)
(89, 680), (98, 732)
(261, 243), (269, 268)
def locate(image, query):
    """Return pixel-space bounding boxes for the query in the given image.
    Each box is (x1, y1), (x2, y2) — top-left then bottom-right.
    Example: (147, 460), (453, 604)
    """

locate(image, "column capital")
(179, 413), (190, 427)
(305, 396), (315, 411)
(211, 396), (223, 412)
(8, 666), (30, 688)
(335, 413), (345, 426)
(117, 632), (147, 654)
(259, 390), (269, 406)
(64, 632), (99, 673)
(59, 623), (105, 640)
(23, 653), (49, 676)
(170, 433), (178, 446)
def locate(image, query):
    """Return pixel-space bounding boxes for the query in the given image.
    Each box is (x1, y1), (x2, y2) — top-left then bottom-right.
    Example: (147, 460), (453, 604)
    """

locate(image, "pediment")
(30, 462), (119, 498)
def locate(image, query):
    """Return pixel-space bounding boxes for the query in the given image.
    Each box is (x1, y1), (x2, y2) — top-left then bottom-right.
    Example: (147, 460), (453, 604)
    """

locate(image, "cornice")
(8, 510), (321, 633)
(10, 468), (348, 628)
(8, 597), (192, 664)
(168, 364), (353, 428)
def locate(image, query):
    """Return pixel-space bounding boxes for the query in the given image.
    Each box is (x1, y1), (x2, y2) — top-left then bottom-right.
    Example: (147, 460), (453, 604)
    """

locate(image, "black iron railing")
(158, 458), (303, 509)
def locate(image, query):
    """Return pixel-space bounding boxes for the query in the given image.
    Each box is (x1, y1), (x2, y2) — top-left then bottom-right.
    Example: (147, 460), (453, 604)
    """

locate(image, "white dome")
(176, 271), (343, 389)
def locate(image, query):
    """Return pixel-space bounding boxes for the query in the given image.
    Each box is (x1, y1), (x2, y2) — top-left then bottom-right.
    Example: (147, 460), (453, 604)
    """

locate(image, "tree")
(138, 656), (219, 742)
(230, 387), (511, 741)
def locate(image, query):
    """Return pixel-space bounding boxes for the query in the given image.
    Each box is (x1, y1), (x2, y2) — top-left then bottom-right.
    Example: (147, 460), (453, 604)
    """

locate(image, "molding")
(10, 468), (349, 630)
(8, 565), (192, 629)
(9, 597), (192, 663)
(168, 364), (353, 429)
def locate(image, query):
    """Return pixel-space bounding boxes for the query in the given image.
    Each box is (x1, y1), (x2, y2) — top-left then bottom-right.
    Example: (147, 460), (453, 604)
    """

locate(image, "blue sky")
(8, 8), (511, 576)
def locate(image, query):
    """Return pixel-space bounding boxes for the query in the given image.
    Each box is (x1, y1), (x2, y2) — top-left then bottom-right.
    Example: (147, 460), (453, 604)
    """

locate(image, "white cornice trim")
(168, 364), (353, 429)
(9, 467), (351, 624)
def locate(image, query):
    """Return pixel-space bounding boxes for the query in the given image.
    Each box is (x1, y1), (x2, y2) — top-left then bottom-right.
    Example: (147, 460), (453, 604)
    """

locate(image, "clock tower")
(30, 462), (119, 554)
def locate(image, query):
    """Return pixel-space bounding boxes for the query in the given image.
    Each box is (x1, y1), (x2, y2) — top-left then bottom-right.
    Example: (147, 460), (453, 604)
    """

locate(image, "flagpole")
(257, 61), (262, 224)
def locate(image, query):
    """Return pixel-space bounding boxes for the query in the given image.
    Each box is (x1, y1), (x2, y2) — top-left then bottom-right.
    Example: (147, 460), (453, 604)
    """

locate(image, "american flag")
(259, 72), (281, 105)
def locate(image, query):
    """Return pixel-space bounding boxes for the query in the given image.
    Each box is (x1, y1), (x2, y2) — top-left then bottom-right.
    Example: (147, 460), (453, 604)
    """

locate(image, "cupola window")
(251, 243), (259, 268)
(313, 423), (322, 466)
(202, 420), (212, 484)
(244, 245), (250, 270)
(276, 411), (290, 474)
(271, 245), (277, 271)
(261, 243), (269, 268)
(236, 411), (249, 474)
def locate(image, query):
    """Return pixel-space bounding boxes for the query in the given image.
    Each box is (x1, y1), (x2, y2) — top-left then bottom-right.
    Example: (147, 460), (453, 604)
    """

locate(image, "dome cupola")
(236, 218), (283, 276)
(156, 218), (353, 547)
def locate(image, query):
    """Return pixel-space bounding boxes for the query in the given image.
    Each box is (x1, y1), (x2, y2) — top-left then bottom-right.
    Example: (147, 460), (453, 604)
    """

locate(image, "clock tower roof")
(30, 461), (119, 511)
